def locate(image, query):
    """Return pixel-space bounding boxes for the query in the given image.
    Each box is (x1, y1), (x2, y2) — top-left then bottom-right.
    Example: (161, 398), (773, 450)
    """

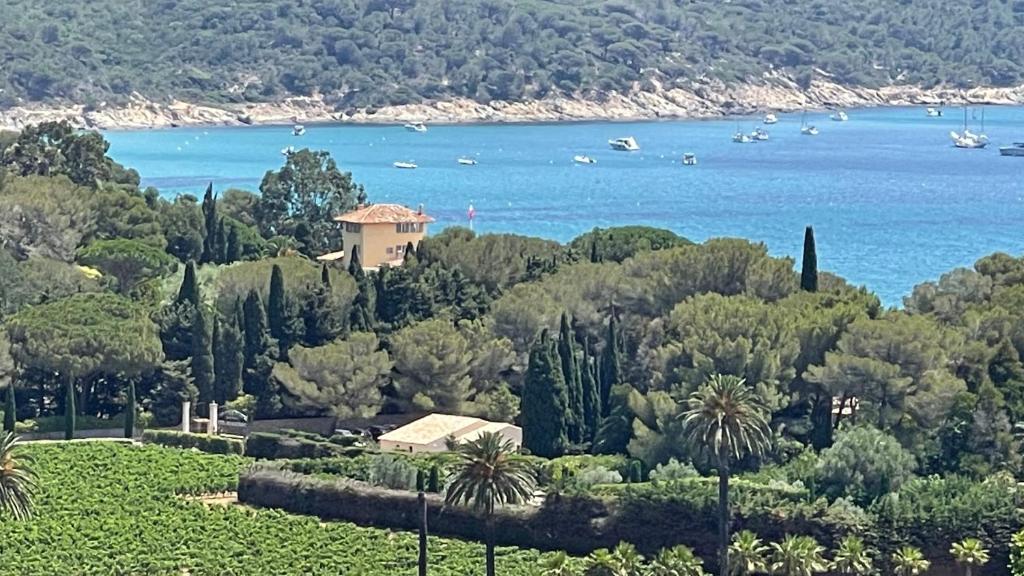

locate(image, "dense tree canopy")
(1, 0), (1022, 108)
(5, 292), (163, 379)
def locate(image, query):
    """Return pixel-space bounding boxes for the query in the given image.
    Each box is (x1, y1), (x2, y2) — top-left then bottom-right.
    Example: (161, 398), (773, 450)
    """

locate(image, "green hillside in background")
(1, 0), (1022, 109)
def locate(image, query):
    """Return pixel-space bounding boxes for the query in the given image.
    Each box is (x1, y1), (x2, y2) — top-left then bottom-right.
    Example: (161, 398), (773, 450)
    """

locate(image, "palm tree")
(582, 542), (644, 576)
(729, 530), (769, 576)
(540, 551), (576, 576)
(681, 374), (771, 576)
(648, 545), (707, 576)
(892, 546), (930, 576)
(445, 431), (535, 576)
(768, 535), (827, 576)
(950, 538), (990, 576)
(831, 536), (874, 575)
(1, 432), (37, 520)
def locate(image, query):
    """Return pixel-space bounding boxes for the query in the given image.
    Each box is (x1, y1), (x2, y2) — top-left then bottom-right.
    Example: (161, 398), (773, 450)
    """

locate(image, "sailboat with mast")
(950, 105), (989, 149)
(800, 110), (819, 136)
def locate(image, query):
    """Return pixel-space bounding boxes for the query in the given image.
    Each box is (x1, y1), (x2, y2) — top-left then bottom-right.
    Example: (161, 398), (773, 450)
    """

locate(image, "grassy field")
(0, 442), (553, 575)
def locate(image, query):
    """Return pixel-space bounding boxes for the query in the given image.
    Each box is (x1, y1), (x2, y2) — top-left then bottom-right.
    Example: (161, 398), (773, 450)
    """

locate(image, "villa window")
(396, 223), (422, 233)
(345, 222), (362, 233)
(396, 244), (405, 254)
(386, 247), (394, 255)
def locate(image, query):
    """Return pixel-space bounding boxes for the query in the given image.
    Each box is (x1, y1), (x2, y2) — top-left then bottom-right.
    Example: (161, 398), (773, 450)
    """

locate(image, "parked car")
(219, 409), (248, 423)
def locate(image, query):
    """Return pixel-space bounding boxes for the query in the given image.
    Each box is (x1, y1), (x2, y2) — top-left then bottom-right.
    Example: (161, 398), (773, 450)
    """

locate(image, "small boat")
(457, 157), (477, 165)
(608, 137), (640, 151)
(292, 124), (306, 136)
(999, 143), (1024, 157)
(573, 155), (597, 164)
(926, 107), (943, 117)
(800, 110), (818, 135)
(404, 122), (427, 133)
(951, 106), (989, 149)
(732, 131), (753, 143)
(280, 146), (295, 156)
(830, 110), (848, 122)
(763, 113), (778, 125)
(682, 153), (697, 165)
(951, 131), (988, 149)
(393, 161), (418, 169)
(751, 128), (770, 141)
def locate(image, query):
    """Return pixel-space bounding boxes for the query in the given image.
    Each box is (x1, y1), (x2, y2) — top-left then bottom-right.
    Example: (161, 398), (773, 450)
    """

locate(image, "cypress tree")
(213, 311), (244, 405)
(590, 237), (600, 263)
(348, 245), (365, 280)
(404, 241), (418, 265)
(215, 219), (228, 264)
(303, 270), (342, 346)
(267, 264), (294, 354)
(599, 313), (621, 416)
(191, 306), (215, 411)
(4, 381), (16, 432)
(521, 329), (569, 458)
(557, 312), (584, 444)
(427, 465), (440, 493)
(64, 376), (76, 441)
(225, 224), (241, 263)
(800, 225), (818, 292)
(321, 263), (332, 287)
(580, 338), (600, 443)
(124, 380), (136, 439)
(242, 289), (280, 417)
(201, 183), (217, 263)
(176, 260), (200, 307)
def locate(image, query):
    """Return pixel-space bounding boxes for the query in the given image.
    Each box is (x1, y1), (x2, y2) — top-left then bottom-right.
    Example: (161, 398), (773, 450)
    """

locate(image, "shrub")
(244, 431), (364, 460)
(650, 459), (699, 483)
(870, 473), (1021, 566)
(141, 430), (244, 455)
(816, 426), (916, 506)
(572, 466), (623, 490)
(368, 455), (418, 490)
(1011, 530), (1024, 576)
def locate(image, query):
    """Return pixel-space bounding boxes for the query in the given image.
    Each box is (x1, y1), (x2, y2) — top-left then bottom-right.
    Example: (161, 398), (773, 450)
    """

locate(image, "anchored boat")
(608, 137), (639, 151)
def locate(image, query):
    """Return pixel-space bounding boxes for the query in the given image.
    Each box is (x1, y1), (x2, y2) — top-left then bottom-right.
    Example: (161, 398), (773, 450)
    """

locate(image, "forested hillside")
(1, 0), (1022, 109)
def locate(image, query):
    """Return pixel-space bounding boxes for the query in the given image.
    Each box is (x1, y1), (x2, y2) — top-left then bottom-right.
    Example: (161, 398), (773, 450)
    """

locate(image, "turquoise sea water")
(103, 106), (1024, 305)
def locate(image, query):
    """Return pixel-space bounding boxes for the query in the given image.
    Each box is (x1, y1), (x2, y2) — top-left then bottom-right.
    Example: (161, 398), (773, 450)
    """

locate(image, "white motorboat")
(404, 122), (427, 133)
(280, 146), (295, 156)
(292, 124), (306, 136)
(457, 157), (477, 165)
(1000, 143), (1024, 157)
(751, 128), (770, 141)
(393, 161), (418, 169)
(926, 107), (943, 117)
(830, 110), (848, 122)
(733, 131), (753, 143)
(573, 155), (597, 164)
(763, 113), (778, 125)
(608, 137), (639, 151)
(682, 153), (697, 165)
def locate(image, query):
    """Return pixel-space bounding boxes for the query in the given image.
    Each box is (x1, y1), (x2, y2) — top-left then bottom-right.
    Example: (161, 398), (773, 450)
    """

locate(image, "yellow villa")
(331, 203), (434, 270)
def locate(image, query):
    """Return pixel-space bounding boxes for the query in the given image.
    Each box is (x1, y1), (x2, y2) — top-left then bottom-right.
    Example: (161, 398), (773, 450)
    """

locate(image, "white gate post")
(209, 402), (219, 435)
(181, 401), (191, 433)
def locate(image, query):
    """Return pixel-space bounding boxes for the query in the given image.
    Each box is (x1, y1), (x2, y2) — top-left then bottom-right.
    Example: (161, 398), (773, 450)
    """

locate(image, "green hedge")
(237, 468), (843, 561)
(141, 430), (244, 456)
(245, 432), (365, 460)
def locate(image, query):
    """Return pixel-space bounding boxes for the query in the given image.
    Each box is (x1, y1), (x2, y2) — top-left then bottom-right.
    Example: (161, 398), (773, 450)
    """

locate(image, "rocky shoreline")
(2, 78), (1023, 131)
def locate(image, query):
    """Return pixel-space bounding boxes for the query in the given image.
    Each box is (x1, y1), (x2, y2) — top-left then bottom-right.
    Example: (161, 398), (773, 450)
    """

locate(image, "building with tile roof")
(332, 203), (434, 270)
(377, 413), (522, 454)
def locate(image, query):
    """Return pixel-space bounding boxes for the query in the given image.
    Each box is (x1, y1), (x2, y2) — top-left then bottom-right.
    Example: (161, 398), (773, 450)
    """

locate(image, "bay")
(103, 106), (1024, 306)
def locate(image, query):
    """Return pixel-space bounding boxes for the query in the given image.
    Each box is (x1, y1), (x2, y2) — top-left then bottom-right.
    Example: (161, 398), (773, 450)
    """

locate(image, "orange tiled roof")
(335, 203), (435, 224)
